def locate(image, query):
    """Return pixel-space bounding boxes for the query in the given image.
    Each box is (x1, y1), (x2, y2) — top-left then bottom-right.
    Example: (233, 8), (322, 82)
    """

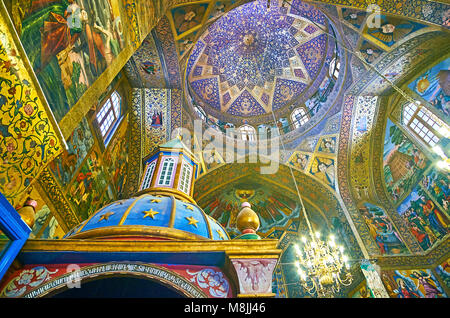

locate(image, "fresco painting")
(421, 168), (450, 213)
(397, 186), (450, 251)
(381, 269), (447, 298)
(317, 136), (337, 154)
(408, 58), (450, 121)
(202, 181), (299, 238)
(170, 3), (209, 37)
(383, 119), (429, 203)
(49, 117), (94, 187)
(287, 152), (310, 171)
(66, 146), (109, 220)
(435, 258), (450, 290)
(40, 216), (65, 239)
(359, 203), (407, 255)
(104, 116), (129, 198)
(8, 0), (125, 122)
(365, 16), (425, 48)
(309, 156), (335, 189)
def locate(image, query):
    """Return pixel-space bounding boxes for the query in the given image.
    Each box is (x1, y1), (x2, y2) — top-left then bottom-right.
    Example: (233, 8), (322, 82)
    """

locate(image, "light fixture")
(293, 230), (353, 297)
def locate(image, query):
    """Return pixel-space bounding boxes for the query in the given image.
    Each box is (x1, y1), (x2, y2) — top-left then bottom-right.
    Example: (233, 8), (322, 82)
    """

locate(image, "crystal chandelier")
(294, 232), (353, 297)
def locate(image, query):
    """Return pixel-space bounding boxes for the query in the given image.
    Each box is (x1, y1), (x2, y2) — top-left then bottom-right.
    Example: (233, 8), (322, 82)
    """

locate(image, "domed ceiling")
(186, 0), (333, 126)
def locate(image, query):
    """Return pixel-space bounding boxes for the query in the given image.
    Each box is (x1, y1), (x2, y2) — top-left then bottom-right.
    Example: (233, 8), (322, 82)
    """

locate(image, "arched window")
(402, 102), (448, 148)
(178, 162), (192, 194)
(194, 106), (207, 121)
(329, 57), (340, 80)
(239, 125), (256, 141)
(140, 161), (156, 190)
(97, 91), (122, 141)
(158, 158), (176, 186)
(291, 107), (309, 129)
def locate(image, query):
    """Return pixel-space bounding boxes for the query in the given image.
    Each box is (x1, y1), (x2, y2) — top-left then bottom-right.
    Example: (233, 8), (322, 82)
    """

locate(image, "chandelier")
(294, 232), (353, 297)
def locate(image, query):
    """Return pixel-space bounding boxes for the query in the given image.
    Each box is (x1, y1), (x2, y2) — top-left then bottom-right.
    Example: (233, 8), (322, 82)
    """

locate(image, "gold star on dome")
(98, 212), (114, 222)
(151, 199), (162, 203)
(217, 229), (226, 240)
(184, 204), (194, 211)
(185, 216), (199, 228)
(142, 209), (159, 219)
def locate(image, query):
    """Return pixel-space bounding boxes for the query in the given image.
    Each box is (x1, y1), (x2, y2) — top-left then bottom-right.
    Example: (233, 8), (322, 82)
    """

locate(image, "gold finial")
(236, 202), (260, 234)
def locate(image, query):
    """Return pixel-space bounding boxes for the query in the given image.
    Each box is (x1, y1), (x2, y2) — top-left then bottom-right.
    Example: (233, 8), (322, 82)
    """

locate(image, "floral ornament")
(186, 268), (230, 298)
(0, 27), (62, 206)
(1, 266), (59, 297)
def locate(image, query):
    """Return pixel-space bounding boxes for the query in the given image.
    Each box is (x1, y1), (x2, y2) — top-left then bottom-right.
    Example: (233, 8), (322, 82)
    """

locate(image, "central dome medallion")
(186, 0), (330, 125)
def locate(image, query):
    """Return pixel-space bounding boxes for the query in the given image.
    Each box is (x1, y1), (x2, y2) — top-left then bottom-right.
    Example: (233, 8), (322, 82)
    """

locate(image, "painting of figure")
(317, 136), (337, 153)
(382, 269), (446, 298)
(9, 0), (125, 122)
(408, 58), (450, 121)
(49, 117), (94, 187)
(383, 119), (429, 203)
(287, 152), (310, 171)
(397, 186), (450, 251)
(435, 258), (450, 290)
(359, 203), (407, 255)
(421, 168), (450, 213)
(104, 117), (129, 198)
(67, 147), (108, 220)
(310, 156), (335, 189)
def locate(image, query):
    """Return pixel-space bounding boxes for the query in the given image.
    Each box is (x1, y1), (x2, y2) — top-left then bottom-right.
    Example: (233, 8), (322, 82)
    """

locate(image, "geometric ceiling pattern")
(186, 0), (330, 122)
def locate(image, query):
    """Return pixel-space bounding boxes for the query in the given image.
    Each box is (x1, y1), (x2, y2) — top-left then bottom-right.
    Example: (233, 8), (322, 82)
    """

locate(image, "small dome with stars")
(64, 194), (229, 241)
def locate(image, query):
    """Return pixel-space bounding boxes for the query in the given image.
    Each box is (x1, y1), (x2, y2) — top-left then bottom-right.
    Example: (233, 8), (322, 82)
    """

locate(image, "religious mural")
(421, 168), (450, 213)
(66, 146), (109, 220)
(381, 269), (447, 298)
(7, 0), (125, 122)
(170, 3), (209, 37)
(358, 203), (407, 255)
(435, 258), (450, 290)
(201, 180), (299, 238)
(287, 152), (310, 171)
(309, 156), (336, 189)
(103, 115), (129, 198)
(363, 16), (426, 50)
(383, 119), (429, 204)
(408, 58), (450, 121)
(397, 185), (449, 251)
(49, 117), (94, 188)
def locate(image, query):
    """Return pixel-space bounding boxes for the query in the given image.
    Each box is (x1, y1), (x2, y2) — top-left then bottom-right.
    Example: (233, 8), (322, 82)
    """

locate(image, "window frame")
(238, 125), (257, 142)
(402, 102), (446, 148)
(291, 107), (310, 129)
(140, 160), (157, 191)
(96, 90), (122, 144)
(178, 161), (193, 194)
(157, 157), (177, 187)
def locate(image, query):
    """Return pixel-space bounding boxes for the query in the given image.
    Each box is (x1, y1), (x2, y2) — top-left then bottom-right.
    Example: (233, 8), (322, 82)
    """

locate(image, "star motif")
(142, 209), (159, 219)
(185, 216), (199, 228)
(151, 199), (162, 203)
(184, 204), (194, 211)
(98, 212), (114, 222)
(217, 229), (226, 240)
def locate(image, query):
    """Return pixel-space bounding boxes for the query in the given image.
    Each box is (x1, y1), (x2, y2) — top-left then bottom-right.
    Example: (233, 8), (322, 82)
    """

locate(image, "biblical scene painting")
(309, 156), (335, 189)
(7, 0), (125, 122)
(435, 258), (450, 290)
(103, 116), (129, 199)
(421, 168), (450, 213)
(201, 181), (299, 238)
(381, 269), (447, 298)
(49, 117), (94, 187)
(408, 58), (450, 121)
(287, 152), (310, 171)
(383, 119), (429, 204)
(358, 203), (407, 255)
(397, 186), (449, 251)
(317, 136), (337, 154)
(66, 146), (109, 220)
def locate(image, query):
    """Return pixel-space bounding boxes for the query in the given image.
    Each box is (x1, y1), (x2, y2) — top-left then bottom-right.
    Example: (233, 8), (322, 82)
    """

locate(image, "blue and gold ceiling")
(185, 0), (332, 125)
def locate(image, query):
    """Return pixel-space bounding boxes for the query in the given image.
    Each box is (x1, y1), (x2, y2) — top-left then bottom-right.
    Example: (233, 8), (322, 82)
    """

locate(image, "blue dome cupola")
(64, 137), (229, 241)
